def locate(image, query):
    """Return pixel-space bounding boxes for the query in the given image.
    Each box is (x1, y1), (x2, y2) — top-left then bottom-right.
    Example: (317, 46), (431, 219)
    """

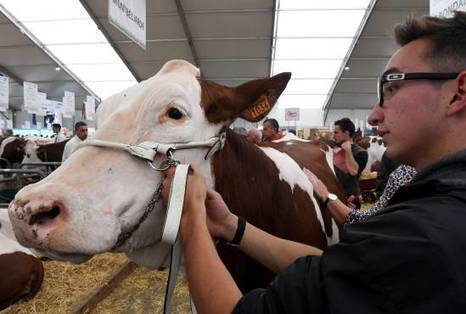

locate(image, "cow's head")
(1, 137), (27, 164)
(8, 60), (290, 267)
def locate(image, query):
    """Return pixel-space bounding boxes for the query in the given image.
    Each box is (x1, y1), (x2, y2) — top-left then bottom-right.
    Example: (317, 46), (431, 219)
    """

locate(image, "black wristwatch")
(226, 216), (246, 247)
(323, 193), (338, 207)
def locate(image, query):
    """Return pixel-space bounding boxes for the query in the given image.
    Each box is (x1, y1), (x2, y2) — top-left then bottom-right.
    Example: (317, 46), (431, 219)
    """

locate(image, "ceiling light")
(55, 66), (60, 71)
(344, 66), (350, 71)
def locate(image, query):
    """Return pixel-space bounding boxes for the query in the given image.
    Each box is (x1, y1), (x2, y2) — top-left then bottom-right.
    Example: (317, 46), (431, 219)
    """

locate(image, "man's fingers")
(166, 166), (176, 178)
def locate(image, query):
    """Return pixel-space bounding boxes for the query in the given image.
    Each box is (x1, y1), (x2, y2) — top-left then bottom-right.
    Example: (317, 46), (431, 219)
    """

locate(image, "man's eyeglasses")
(377, 72), (459, 107)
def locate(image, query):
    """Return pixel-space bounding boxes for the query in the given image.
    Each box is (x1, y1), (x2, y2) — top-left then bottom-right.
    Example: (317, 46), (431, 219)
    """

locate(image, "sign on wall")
(85, 95), (96, 121)
(285, 108), (300, 121)
(63, 91), (75, 118)
(109, 0), (146, 49)
(23, 81), (39, 114)
(36, 92), (47, 115)
(0, 76), (8, 112)
(430, 0), (466, 17)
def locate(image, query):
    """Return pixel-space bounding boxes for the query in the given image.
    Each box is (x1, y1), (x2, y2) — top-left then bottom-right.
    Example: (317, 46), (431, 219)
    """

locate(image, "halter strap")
(77, 133), (226, 163)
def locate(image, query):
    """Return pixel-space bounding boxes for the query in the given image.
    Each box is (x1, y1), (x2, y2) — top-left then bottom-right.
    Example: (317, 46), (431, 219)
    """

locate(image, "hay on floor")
(9, 253), (127, 314)
(89, 267), (191, 314)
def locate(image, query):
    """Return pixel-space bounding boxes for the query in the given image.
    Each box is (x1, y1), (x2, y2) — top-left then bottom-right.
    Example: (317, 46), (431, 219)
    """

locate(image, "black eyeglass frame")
(377, 72), (459, 107)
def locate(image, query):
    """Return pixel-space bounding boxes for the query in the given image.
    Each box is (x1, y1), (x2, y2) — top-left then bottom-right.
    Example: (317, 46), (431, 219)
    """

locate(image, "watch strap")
(227, 216), (246, 247)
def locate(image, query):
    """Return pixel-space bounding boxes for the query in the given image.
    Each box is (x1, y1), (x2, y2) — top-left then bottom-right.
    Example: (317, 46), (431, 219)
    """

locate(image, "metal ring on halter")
(147, 160), (171, 171)
(147, 149), (179, 172)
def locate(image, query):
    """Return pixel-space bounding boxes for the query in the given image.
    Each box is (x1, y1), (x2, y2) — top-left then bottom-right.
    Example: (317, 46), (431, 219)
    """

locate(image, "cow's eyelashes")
(167, 107), (184, 120)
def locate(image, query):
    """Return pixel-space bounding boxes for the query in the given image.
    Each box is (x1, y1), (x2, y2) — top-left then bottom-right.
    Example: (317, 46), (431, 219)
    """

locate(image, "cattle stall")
(8, 253), (191, 313)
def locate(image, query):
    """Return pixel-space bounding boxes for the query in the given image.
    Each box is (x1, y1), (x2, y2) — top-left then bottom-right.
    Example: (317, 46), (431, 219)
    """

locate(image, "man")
(62, 121), (87, 161)
(246, 128), (262, 144)
(333, 118), (368, 208)
(51, 123), (66, 143)
(261, 118), (282, 141)
(162, 12), (466, 313)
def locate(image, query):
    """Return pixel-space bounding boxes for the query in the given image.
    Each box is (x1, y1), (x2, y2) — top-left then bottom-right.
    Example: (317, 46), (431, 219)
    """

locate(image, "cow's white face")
(8, 60), (223, 267)
(8, 59), (291, 268)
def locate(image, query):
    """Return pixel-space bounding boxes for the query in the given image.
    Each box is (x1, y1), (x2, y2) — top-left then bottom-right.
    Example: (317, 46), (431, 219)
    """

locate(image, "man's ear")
(201, 72), (291, 123)
(447, 71), (466, 116)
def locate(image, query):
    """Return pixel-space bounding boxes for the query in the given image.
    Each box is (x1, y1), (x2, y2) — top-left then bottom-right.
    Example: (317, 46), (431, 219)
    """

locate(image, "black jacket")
(234, 149), (466, 314)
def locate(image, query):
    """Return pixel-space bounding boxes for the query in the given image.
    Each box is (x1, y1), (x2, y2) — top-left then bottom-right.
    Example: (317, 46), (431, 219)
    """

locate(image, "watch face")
(328, 193), (338, 201)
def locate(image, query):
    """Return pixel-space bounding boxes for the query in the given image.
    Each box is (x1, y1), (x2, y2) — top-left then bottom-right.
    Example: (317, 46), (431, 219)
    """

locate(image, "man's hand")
(303, 168), (329, 201)
(162, 165), (208, 240)
(162, 165), (237, 241)
(205, 189), (238, 241)
(341, 140), (352, 151)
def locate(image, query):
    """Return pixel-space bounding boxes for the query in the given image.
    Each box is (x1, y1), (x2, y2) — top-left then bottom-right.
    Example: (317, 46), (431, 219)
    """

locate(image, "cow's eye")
(168, 108), (183, 120)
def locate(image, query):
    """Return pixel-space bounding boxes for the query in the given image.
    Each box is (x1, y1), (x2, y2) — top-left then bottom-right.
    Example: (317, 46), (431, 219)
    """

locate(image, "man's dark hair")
(334, 118), (356, 137)
(52, 123), (61, 129)
(264, 118), (279, 132)
(74, 121), (87, 131)
(394, 11), (466, 72)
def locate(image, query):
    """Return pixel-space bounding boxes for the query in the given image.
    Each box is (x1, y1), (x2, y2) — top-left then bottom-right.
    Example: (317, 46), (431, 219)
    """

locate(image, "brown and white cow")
(0, 137), (27, 167)
(8, 60), (344, 291)
(0, 251), (44, 311)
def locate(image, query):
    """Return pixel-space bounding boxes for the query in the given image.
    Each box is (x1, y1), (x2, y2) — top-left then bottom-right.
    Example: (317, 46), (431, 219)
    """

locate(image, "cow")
(1, 208), (39, 256)
(355, 135), (386, 171)
(8, 60), (344, 292)
(0, 251), (44, 311)
(0, 137), (27, 167)
(36, 139), (69, 162)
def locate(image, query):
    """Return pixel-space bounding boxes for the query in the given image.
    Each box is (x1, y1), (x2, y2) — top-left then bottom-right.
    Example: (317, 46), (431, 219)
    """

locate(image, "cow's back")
(0, 252), (44, 310)
(37, 139), (69, 162)
(213, 131), (344, 292)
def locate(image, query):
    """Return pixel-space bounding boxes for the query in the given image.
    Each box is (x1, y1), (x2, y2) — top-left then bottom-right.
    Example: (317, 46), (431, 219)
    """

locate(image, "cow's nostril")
(29, 206), (60, 225)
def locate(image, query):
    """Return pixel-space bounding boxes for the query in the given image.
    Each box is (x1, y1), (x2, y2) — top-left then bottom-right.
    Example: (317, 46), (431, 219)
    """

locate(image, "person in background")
(246, 128), (262, 145)
(51, 123), (67, 143)
(376, 151), (401, 196)
(62, 121), (87, 161)
(161, 12), (466, 313)
(304, 164), (417, 226)
(333, 118), (368, 209)
(261, 118), (282, 141)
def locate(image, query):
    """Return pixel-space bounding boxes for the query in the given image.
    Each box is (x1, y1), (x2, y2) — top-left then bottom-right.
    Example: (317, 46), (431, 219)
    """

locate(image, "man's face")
(76, 126), (88, 141)
(52, 126), (60, 133)
(333, 126), (350, 144)
(262, 122), (276, 141)
(368, 39), (448, 168)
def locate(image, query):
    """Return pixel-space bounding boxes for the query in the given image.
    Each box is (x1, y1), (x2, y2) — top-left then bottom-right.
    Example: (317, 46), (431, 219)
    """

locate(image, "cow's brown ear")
(238, 72), (291, 122)
(201, 72), (291, 123)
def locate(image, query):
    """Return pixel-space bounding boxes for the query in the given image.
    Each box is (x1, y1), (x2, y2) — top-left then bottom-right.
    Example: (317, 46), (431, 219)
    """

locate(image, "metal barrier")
(0, 169), (46, 206)
(0, 158), (11, 169)
(19, 162), (62, 175)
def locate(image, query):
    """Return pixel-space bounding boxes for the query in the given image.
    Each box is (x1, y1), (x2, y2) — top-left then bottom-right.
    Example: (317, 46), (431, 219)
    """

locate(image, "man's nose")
(368, 104), (383, 126)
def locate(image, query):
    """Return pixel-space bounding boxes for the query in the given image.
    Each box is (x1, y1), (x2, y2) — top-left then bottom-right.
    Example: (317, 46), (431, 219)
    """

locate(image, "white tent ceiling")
(324, 0), (429, 121)
(80, 0), (275, 86)
(0, 0), (433, 123)
(0, 8), (92, 111)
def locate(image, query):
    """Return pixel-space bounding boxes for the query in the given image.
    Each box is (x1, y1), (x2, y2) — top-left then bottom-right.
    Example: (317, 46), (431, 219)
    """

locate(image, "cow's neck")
(212, 129), (285, 231)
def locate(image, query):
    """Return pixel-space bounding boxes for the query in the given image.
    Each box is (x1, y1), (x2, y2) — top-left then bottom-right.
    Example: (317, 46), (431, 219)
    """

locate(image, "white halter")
(76, 133), (226, 314)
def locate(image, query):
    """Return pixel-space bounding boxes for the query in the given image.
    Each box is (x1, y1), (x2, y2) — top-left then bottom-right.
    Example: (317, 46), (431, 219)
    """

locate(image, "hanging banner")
(0, 76), (8, 112)
(35, 92), (47, 116)
(85, 95), (96, 121)
(430, 0), (466, 17)
(23, 81), (39, 114)
(285, 108), (300, 121)
(108, 0), (146, 49)
(63, 91), (75, 118)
